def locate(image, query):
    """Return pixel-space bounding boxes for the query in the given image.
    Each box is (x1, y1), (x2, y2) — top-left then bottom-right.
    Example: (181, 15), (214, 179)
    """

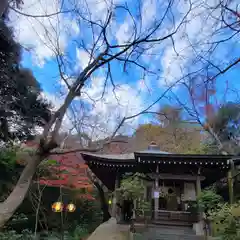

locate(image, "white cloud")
(40, 92), (64, 111)
(141, 0), (157, 30)
(9, 0), (79, 66)
(76, 0), (121, 22)
(76, 48), (91, 70)
(116, 18), (133, 45)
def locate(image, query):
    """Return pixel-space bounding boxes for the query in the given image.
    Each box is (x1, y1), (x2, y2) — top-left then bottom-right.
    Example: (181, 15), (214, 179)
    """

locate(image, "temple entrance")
(158, 195), (178, 211)
(149, 179), (184, 217)
(157, 180), (182, 211)
(166, 195), (178, 211)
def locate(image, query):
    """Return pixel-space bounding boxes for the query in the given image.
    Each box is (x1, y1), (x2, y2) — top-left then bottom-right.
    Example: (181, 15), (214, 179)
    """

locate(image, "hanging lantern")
(66, 203), (76, 213)
(108, 199), (112, 205)
(52, 202), (63, 212)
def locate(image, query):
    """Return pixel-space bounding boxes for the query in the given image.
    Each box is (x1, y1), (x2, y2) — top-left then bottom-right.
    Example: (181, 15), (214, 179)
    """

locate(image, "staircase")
(133, 225), (204, 240)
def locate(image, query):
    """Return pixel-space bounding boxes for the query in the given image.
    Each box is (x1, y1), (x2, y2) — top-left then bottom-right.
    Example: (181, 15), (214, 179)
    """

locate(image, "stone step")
(144, 233), (204, 240)
(146, 226), (195, 235)
(141, 231), (204, 240)
(133, 224), (204, 240)
(151, 220), (192, 227)
(134, 233), (204, 240)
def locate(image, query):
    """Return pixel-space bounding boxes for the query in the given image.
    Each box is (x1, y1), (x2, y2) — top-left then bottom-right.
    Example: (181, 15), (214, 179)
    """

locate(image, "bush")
(0, 229), (34, 240)
(69, 225), (89, 240)
(197, 188), (223, 216)
(0, 226), (90, 240)
(209, 202), (240, 240)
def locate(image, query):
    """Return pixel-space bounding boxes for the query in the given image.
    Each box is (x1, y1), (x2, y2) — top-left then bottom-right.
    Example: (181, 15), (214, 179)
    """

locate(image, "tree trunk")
(94, 181), (111, 222)
(0, 153), (44, 227)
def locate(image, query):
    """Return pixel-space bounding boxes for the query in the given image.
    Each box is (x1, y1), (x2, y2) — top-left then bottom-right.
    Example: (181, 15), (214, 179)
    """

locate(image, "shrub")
(197, 188), (223, 216)
(209, 202), (240, 239)
(0, 229), (34, 240)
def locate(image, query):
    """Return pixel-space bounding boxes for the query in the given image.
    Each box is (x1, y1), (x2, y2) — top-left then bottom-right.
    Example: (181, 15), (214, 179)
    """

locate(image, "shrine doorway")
(158, 180), (182, 211)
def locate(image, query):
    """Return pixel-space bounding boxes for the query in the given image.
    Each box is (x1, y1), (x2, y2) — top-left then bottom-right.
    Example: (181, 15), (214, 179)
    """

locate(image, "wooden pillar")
(196, 168), (205, 237)
(196, 168), (202, 198)
(154, 165), (159, 220)
(196, 168), (202, 221)
(228, 170), (233, 204)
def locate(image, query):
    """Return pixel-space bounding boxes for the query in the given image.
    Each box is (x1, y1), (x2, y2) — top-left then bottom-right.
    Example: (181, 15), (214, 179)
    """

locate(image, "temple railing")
(157, 210), (199, 223)
(134, 209), (199, 223)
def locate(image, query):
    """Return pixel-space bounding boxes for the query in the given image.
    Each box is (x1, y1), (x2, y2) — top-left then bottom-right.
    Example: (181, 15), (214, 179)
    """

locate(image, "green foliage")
(0, 146), (18, 169)
(69, 225), (89, 240)
(207, 102), (240, 154)
(11, 213), (28, 222)
(210, 103), (240, 140)
(0, 226), (90, 240)
(44, 159), (59, 166)
(209, 202), (240, 239)
(0, 147), (22, 201)
(118, 173), (145, 200)
(134, 122), (203, 154)
(77, 191), (103, 232)
(0, 18), (51, 142)
(117, 173), (151, 215)
(185, 143), (213, 154)
(197, 188), (223, 216)
(38, 159), (59, 177)
(0, 229), (34, 240)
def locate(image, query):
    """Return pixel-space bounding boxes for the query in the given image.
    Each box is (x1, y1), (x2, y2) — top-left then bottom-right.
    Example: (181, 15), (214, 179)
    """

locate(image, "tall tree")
(175, 76), (240, 155)
(206, 102), (240, 154)
(0, 16), (51, 142)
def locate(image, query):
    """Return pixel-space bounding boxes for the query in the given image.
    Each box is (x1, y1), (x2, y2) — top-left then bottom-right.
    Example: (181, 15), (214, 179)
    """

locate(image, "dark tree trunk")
(0, 153), (45, 227)
(94, 180), (111, 222)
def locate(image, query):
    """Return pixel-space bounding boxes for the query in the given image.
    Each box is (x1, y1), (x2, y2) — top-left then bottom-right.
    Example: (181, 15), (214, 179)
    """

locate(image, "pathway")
(87, 218), (130, 240)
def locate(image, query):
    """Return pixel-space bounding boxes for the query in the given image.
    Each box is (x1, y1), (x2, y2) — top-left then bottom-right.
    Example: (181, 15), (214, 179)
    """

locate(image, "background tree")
(174, 78), (240, 155)
(133, 105), (203, 153)
(207, 102), (240, 155)
(158, 105), (182, 127)
(0, 12), (51, 142)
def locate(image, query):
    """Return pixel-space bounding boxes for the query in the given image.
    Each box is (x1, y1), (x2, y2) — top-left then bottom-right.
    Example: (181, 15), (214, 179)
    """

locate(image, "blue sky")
(11, 0), (240, 139)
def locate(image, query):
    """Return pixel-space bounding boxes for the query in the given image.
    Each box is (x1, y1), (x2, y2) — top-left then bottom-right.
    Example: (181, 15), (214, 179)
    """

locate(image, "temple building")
(81, 142), (238, 235)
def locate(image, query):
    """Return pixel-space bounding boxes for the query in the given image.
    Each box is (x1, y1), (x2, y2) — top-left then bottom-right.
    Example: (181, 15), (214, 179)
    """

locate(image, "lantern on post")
(52, 201), (64, 212)
(66, 203), (76, 213)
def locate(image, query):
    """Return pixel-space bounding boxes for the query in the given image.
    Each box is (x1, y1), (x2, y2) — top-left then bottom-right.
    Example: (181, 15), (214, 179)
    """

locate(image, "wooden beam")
(150, 173), (205, 181)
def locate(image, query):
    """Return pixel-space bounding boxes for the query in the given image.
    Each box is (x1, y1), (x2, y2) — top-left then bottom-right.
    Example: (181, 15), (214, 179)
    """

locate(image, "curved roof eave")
(81, 151), (240, 166)
(81, 152), (135, 162)
(135, 150), (171, 154)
